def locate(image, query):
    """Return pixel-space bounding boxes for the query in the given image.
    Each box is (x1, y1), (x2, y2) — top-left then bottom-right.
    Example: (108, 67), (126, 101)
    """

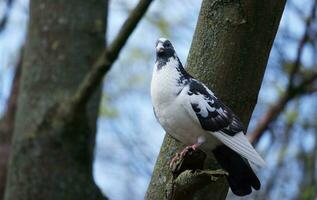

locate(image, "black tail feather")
(213, 145), (261, 196)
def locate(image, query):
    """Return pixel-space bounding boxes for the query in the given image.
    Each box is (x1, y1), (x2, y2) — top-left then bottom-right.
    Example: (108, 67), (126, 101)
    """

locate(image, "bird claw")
(169, 153), (180, 168)
(169, 145), (196, 169)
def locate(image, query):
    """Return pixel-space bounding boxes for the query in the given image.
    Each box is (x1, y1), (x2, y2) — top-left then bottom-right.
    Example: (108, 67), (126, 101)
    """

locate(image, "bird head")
(155, 38), (175, 59)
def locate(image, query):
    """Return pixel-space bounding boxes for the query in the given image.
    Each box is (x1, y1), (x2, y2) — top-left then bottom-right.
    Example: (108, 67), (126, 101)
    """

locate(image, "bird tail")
(210, 131), (266, 167)
(213, 145), (261, 196)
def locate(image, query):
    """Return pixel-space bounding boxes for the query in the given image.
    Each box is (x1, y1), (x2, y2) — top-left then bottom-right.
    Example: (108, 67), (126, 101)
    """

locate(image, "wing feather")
(210, 131), (266, 167)
(184, 79), (243, 135)
(181, 79), (265, 167)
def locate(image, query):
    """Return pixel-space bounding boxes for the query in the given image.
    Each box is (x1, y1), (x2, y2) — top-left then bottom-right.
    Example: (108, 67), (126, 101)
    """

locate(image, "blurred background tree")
(0, 0), (317, 200)
(2, 0), (108, 199)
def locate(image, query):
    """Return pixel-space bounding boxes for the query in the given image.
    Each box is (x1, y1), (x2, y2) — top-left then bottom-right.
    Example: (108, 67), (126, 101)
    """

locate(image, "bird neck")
(156, 54), (189, 73)
(174, 56), (192, 80)
(154, 55), (192, 87)
(156, 53), (175, 70)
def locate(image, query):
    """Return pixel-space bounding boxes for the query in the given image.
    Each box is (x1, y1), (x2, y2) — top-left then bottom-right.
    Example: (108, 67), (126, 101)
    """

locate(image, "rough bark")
(0, 56), (22, 200)
(4, 0), (107, 199)
(146, 0), (286, 199)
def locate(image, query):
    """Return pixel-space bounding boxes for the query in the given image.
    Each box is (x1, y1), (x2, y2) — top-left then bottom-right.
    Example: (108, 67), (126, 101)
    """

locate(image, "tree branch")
(107, 0), (153, 61)
(250, 71), (317, 145)
(305, 84), (317, 93)
(288, 0), (317, 88)
(249, 93), (291, 145)
(249, 0), (317, 145)
(70, 0), (153, 109)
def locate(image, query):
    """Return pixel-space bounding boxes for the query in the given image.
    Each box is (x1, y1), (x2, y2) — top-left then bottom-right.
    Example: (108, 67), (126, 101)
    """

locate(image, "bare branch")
(250, 0), (317, 145)
(300, 71), (317, 90)
(71, 0), (153, 109)
(288, 0), (317, 89)
(250, 72), (317, 145)
(305, 85), (317, 93)
(249, 93), (291, 145)
(107, 0), (153, 62)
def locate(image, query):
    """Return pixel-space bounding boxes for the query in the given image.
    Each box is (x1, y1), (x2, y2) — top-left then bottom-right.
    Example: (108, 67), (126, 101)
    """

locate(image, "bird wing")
(181, 79), (265, 167)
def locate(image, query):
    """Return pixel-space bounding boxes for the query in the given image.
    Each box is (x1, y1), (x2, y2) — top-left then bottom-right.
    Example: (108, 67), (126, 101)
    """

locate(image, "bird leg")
(180, 143), (199, 156)
(169, 143), (200, 168)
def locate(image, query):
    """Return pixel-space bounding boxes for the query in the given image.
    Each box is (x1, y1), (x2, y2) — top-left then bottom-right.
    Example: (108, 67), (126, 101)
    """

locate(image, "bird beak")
(156, 42), (164, 53)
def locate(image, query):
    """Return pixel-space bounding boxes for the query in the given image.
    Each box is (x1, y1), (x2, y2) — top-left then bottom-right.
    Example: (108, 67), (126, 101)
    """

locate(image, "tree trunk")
(4, 0), (107, 199)
(146, 0), (286, 199)
(0, 57), (22, 200)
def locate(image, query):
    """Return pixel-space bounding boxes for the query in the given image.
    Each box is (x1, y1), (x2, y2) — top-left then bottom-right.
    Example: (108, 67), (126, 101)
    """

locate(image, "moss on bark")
(146, 0), (286, 199)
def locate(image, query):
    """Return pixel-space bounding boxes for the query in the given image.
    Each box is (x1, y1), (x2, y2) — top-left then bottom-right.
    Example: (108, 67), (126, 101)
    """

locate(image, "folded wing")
(182, 79), (265, 167)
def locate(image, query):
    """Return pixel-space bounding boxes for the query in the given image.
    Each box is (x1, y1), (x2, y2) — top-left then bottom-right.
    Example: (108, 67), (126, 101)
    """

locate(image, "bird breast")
(151, 64), (204, 145)
(151, 62), (183, 108)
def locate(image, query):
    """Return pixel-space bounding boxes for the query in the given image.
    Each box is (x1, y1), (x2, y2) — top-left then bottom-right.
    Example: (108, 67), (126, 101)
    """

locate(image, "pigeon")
(151, 38), (265, 196)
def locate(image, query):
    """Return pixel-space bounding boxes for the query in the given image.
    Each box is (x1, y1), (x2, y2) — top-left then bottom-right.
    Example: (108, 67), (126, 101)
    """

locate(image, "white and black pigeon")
(151, 38), (266, 196)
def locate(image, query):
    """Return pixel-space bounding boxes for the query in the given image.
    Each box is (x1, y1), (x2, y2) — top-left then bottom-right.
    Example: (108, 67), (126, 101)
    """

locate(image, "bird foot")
(169, 144), (198, 169)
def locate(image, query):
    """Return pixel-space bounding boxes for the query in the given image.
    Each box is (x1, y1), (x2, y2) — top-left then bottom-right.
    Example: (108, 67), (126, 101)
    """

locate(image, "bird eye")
(165, 42), (171, 48)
